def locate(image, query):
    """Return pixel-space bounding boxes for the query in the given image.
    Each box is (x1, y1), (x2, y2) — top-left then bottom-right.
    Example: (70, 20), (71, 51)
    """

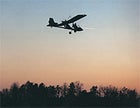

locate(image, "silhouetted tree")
(56, 85), (62, 98)
(1, 81), (139, 107)
(119, 87), (138, 106)
(9, 83), (20, 106)
(61, 83), (68, 98)
(1, 88), (10, 106)
(90, 86), (99, 97)
(68, 81), (83, 97)
(99, 85), (118, 98)
(98, 85), (119, 106)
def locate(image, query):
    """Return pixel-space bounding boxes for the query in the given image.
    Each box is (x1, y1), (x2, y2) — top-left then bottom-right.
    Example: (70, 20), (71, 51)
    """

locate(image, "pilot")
(72, 23), (78, 29)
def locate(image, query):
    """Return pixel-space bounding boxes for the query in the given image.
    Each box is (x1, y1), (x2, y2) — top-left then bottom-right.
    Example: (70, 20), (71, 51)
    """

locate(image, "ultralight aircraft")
(47, 14), (87, 34)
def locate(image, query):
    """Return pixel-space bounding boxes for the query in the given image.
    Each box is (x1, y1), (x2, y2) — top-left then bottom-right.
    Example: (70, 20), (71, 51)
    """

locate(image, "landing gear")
(69, 31), (72, 34)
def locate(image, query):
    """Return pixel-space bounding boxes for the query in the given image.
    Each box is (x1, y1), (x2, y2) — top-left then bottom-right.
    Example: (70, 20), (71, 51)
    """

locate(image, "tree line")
(0, 81), (139, 107)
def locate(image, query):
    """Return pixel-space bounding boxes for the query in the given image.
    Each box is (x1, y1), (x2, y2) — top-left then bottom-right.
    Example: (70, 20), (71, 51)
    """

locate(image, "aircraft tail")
(47, 18), (58, 27)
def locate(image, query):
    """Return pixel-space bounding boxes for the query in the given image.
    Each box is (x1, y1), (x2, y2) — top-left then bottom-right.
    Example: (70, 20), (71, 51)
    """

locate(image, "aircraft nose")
(80, 27), (83, 31)
(83, 14), (87, 17)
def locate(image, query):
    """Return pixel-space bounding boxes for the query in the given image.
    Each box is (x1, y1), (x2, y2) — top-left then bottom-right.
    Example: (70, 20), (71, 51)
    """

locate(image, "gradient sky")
(0, 0), (139, 91)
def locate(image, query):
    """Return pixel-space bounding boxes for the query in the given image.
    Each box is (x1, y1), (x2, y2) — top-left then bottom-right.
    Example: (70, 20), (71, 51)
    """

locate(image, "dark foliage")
(1, 81), (139, 107)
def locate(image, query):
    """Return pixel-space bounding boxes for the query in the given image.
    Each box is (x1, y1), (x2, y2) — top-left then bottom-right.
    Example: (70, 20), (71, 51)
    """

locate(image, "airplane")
(47, 14), (87, 34)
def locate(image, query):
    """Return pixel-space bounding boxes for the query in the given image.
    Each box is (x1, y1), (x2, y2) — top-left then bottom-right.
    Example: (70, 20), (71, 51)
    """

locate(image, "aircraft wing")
(67, 14), (87, 23)
(58, 14), (87, 26)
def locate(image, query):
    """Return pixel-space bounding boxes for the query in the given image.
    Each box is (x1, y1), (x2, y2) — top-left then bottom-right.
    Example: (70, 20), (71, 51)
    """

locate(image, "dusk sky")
(0, 0), (139, 91)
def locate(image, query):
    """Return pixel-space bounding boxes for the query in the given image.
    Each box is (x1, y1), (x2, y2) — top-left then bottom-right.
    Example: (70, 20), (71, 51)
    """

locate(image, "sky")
(0, 0), (139, 91)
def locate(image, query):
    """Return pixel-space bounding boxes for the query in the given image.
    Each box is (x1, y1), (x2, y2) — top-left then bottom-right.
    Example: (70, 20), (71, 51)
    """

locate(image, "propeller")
(83, 27), (96, 30)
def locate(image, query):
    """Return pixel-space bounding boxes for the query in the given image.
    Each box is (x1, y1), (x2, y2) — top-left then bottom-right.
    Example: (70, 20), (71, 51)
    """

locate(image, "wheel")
(69, 31), (72, 34)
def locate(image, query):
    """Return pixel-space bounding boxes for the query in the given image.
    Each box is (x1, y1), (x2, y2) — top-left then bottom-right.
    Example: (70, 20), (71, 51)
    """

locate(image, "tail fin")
(47, 18), (58, 27)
